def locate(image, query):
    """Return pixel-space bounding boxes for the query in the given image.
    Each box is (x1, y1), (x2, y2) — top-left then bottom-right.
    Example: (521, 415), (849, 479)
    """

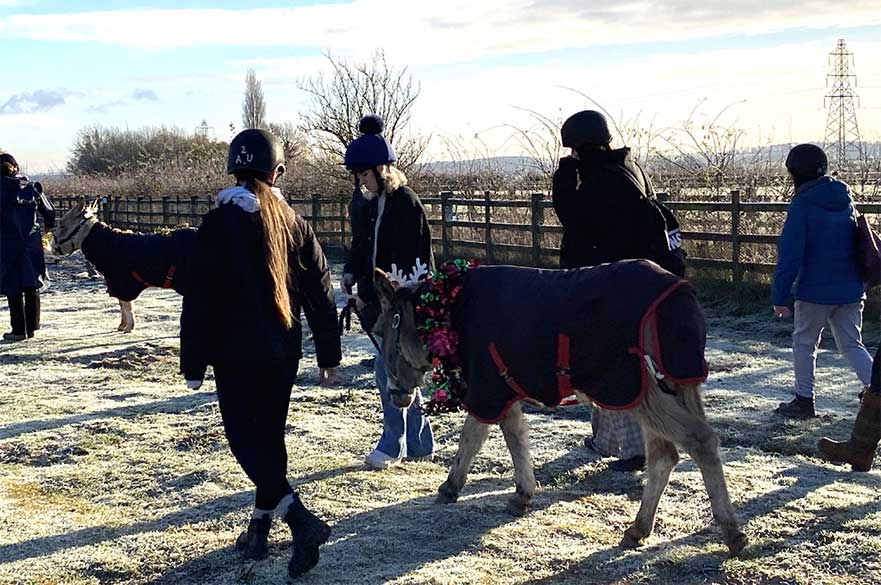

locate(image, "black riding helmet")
(561, 110), (612, 149)
(785, 143), (828, 181)
(227, 129), (285, 178)
(0, 152), (19, 176)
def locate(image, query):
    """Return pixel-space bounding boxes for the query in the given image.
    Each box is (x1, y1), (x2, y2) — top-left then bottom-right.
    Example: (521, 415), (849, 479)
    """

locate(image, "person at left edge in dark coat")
(179, 129), (341, 579)
(0, 152), (55, 342)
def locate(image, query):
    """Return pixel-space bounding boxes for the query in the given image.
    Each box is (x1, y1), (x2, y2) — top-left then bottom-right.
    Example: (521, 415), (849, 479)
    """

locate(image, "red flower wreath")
(415, 259), (477, 415)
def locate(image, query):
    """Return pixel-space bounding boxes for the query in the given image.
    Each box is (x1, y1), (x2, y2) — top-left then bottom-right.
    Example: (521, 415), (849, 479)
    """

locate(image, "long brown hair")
(241, 176), (302, 329)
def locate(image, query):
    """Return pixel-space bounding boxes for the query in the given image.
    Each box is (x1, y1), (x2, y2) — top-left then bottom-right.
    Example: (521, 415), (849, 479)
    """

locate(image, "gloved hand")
(186, 379), (203, 390)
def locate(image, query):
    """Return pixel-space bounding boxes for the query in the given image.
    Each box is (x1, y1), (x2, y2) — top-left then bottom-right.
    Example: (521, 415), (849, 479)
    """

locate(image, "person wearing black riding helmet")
(0, 152), (55, 341)
(552, 110), (654, 473)
(772, 143), (873, 421)
(343, 114), (435, 470)
(179, 129), (341, 578)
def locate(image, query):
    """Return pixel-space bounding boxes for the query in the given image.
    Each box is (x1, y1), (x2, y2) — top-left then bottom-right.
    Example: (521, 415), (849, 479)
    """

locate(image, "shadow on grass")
(0, 391), (216, 441)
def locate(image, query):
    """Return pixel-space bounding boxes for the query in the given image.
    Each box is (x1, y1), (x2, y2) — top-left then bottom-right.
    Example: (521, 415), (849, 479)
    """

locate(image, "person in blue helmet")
(343, 114), (435, 470)
(772, 143), (873, 419)
(0, 152), (55, 342)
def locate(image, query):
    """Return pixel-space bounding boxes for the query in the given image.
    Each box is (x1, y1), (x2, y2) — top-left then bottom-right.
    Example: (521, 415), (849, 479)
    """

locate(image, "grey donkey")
(48, 199), (197, 332)
(372, 262), (748, 557)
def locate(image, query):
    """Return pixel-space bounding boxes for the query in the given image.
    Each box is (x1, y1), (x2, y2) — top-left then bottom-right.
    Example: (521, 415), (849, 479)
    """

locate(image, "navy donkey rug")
(82, 223), (198, 301)
(454, 260), (708, 423)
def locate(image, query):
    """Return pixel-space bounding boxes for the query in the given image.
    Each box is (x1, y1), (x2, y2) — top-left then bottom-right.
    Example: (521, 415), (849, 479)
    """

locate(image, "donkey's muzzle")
(390, 388), (416, 409)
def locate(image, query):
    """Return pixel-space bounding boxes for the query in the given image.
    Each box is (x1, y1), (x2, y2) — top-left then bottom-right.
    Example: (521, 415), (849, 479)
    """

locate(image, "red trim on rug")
(638, 281), (709, 385)
(556, 334), (575, 399)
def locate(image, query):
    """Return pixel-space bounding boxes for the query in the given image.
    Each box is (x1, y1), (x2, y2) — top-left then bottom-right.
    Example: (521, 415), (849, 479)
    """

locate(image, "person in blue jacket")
(771, 143), (873, 418)
(0, 152), (55, 341)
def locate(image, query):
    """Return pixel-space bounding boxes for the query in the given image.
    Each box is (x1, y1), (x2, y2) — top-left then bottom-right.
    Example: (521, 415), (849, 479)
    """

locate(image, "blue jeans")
(374, 352), (434, 458)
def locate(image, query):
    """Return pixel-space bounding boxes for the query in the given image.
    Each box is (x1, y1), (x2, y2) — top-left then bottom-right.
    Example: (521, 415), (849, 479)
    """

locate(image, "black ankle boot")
(235, 514), (272, 560)
(284, 493), (331, 578)
(775, 395), (817, 419)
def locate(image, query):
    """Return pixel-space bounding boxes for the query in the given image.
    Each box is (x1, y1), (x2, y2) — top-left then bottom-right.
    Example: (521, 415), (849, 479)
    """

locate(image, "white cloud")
(1, 1), (880, 65)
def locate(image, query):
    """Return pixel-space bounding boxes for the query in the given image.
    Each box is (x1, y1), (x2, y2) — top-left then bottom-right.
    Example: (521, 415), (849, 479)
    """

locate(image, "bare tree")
(298, 50), (429, 174)
(242, 68), (267, 130)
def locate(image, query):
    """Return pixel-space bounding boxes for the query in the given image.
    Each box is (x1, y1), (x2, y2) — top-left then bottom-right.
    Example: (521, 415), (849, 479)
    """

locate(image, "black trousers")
(214, 361), (299, 511)
(6, 288), (39, 335)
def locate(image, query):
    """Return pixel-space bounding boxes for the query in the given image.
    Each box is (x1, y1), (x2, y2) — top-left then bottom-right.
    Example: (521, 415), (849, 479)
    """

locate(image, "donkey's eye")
(392, 314), (401, 330)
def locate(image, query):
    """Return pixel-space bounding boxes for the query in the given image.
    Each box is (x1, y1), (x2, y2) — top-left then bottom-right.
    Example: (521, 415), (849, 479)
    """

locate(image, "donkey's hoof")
(506, 494), (532, 517)
(435, 483), (459, 504)
(620, 526), (646, 549)
(726, 531), (749, 558)
(116, 324), (126, 332)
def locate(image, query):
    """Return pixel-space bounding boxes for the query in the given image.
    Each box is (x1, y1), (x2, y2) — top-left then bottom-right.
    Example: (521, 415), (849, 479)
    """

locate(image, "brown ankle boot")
(818, 392), (881, 472)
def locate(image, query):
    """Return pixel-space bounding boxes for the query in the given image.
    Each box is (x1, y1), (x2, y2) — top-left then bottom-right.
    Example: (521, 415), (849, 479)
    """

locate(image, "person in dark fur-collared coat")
(0, 153), (55, 342)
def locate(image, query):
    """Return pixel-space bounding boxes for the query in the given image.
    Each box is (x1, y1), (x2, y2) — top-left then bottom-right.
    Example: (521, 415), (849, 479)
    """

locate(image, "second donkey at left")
(49, 199), (197, 332)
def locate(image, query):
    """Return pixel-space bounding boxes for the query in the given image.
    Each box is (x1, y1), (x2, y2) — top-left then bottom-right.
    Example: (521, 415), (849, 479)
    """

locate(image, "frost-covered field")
(1, 253), (879, 585)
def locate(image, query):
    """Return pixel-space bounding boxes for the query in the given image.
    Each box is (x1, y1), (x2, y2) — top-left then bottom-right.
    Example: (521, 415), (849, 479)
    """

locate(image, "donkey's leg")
(678, 421), (747, 556)
(640, 383), (747, 557)
(117, 299), (127, 331)
(620, 430), (679, 548)
(499, 402), (536, 516)
(119, 300), (134, 333)
(436, 414), (490, 504)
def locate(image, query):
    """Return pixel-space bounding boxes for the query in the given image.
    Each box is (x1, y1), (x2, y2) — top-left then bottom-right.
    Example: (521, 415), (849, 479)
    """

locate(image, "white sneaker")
(365, 449), (402, 470)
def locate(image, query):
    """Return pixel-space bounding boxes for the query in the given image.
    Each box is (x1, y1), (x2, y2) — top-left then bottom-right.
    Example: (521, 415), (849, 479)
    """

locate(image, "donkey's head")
(48, 198), (99, 256)
(373, 268), (432, 408)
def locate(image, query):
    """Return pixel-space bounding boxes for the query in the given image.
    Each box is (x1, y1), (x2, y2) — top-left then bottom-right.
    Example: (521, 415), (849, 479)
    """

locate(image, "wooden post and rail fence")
(51, 191), (881, 287)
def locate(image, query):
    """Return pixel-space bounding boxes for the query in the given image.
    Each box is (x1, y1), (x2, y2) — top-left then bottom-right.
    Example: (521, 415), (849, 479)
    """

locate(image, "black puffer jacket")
(345, 185), (434, 331)
(180, 203), (341, 380)
(552, 147), (654, 269)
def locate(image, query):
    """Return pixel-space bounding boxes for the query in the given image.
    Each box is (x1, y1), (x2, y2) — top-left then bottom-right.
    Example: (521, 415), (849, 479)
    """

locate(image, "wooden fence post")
(311, 194), (320, 233)
(731, 189), (742, 287)
(190, 196), (198, 226)
(484, 191), (494, 263)
(339, 199), (347, 248)
(136, 197), (144, 231)
(161, 196), (170, 227)
(441, 191), (451, 260)
(531, 193), (544, 267)
(100, 196), (109, 224)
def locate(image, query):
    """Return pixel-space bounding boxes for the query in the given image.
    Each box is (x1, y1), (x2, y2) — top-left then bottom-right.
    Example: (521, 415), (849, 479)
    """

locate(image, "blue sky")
(2, 0), (881, 172)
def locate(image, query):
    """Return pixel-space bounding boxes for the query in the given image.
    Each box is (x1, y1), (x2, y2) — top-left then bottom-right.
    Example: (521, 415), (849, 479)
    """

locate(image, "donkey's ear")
(374, 268), (396, 310)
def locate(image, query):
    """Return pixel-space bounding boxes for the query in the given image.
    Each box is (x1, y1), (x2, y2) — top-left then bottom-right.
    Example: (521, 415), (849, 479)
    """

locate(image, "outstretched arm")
(297, 220), (342, 379)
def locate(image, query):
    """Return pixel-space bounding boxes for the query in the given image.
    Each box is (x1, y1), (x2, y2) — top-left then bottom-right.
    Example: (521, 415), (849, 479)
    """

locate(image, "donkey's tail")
(635, 381), (709, 442)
